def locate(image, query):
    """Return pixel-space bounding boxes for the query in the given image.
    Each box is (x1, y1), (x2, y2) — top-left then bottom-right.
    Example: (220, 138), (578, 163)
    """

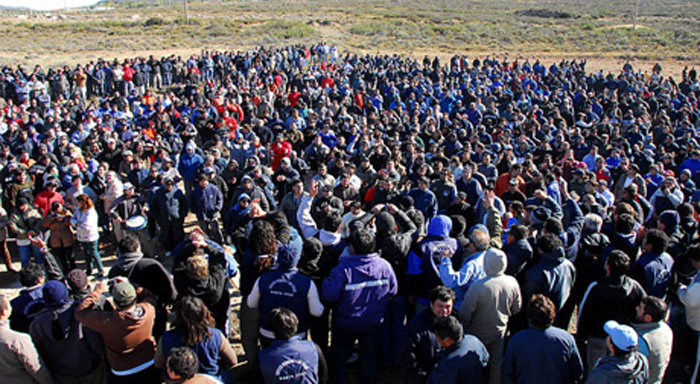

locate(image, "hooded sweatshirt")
(322, 252), (397, 333)
(247, 244), (323, 337)
(585, 352), (649, 384)
(459, 249), (522, 346)
(29, 302), (104, 378)
(407, 215), (459, 304)
(521, 247), (576, 312)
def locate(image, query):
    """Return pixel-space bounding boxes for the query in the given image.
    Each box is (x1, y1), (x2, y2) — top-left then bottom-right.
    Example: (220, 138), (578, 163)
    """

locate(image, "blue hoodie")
(407, 216), (459, 305)
(322, 252), (397, 333)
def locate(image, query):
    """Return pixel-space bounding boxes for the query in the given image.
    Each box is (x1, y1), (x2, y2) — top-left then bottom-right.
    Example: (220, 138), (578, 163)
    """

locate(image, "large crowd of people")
(0, 43), (698, 384)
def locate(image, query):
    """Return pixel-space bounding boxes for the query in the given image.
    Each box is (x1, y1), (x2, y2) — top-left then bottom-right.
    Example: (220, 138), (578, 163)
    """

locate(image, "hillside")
(0, 0), (698, 73)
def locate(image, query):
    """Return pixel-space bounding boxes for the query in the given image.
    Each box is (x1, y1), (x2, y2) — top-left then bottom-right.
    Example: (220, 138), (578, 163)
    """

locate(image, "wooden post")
(184, 0), (189, 24)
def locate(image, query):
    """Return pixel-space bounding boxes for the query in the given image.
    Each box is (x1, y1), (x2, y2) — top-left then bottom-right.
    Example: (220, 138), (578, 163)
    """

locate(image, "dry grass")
(0, 0), (697, 75)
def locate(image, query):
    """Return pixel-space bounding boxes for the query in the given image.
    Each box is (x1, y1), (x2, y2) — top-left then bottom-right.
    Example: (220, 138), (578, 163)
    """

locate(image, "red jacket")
(33, 191), (64, 217)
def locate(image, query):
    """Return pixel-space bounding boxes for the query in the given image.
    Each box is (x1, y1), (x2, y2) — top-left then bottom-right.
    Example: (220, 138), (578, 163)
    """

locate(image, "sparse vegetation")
(0, 0), (697, 67)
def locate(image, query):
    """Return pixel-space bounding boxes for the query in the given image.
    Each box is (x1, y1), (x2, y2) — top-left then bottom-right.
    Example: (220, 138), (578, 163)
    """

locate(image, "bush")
(144, 17), (166, 27)
(515, 9), (574, 19)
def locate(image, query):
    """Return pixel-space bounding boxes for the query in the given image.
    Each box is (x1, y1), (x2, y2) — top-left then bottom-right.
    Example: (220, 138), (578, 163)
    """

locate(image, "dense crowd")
(0, 43), (699, 384)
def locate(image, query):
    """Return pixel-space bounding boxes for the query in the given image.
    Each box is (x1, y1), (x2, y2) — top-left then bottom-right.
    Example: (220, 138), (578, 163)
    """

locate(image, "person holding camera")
(75, 278), (160, 383)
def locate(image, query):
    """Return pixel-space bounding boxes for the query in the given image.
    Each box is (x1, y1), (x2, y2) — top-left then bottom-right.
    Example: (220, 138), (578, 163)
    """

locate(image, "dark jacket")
(577, 275), (646, 340)
(629, 252), (674, 298)
(190, 183), (224, 221)
(29, 302), (104, 378)
(504, 239), (533, 278)
(426, 335), (489, 384)
(521, 248), (576, 312)
(355, 210), (417, 294)
(173, 249), (230, 331)
(408, 188), (438, 220)
(108, 252), (177, 305)
(403, 310), (447, 379)
(257, 336), (328, 384)
(9, 285), (43, 333)
(502, 326), (584, 384)
(153, 185), (188, 224)
(585, 353), (649, 384)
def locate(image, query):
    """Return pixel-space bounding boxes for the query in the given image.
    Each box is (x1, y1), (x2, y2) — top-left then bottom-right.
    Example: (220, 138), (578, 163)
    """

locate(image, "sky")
(0, 0), (101, 11)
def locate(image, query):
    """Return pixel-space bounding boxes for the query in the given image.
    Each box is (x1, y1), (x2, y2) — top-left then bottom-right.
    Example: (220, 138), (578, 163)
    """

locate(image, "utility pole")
(633, 0), (641, 30)
(184, 0), (189, 24)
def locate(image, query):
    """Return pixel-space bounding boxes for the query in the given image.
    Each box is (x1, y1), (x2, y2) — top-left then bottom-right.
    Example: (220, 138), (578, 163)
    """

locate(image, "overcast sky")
(0, 0), (101, 11)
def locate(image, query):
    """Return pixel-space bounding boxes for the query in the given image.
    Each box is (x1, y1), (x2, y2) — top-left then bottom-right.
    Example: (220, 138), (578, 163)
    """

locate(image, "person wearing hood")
(322, 228), (397, 384)
(230, 174), (270, 213)
(247, 243), (324, 347)
(521, 233), (575, 320)
(75, 279), (160, 383)
(29, 280), (107, 383)
(224, 193), (252, 238)
(585, 320), (649, 384)
(178, 141), (204, 197)
(656, 209), (685, 262)
(459, 248), (521, 384)
(407, 215), (461, 308)
(578, 250), (646, 371)
(437, 223), (489, 309)
(649, 176), (684, 217)
(109, 234), (177, 339)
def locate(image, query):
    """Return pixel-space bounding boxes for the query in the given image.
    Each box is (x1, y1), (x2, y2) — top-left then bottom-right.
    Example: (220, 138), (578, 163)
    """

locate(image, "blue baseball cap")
(604, 320), (638, 351)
